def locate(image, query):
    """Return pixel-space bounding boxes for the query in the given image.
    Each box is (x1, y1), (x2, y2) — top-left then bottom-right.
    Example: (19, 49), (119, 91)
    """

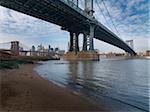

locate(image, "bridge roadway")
(0, 0), (136, 55)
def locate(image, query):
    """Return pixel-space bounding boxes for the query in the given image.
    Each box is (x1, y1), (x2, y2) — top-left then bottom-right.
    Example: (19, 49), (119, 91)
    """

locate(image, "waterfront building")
(48, 45), (51, 52)
(146, 50), (150, 56)
(55, 47), (59, 53)
(19, 47), (27, 56)
(37, 44), (45, 56)
(37, 44), (44, 52)
(106, 52), (125, 57)
(58, 50), (65, 56)
(31, 45), (36, 56)
(50, 48), (54, 51)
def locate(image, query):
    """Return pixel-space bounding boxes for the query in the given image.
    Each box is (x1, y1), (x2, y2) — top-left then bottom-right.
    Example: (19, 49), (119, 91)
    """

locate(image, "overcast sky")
(0, 0), (149, 53)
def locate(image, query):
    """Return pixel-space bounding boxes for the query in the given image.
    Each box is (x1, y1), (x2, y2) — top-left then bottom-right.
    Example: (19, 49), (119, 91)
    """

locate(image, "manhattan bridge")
(0, 0), (136, 59)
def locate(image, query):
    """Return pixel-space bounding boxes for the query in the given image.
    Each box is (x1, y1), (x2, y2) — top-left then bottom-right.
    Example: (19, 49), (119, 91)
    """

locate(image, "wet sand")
(0, 64), (109, 112)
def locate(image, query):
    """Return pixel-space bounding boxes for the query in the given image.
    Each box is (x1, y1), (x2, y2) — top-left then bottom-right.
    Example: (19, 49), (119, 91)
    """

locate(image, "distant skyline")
(0, 0), (149, 53)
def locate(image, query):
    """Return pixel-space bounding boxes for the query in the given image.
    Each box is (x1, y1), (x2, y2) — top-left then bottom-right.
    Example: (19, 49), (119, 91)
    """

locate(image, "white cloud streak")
(0, 0), (149, 52)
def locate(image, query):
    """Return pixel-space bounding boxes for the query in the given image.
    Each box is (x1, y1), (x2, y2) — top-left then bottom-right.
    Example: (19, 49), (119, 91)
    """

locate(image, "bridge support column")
(69, 32), (74, 51)
(69, 32), (79, 52)
(89, 24), (95, 51)
(82, 24), (95, 51)
(73, 33), (79, 52)
(82, 34), (87, 51)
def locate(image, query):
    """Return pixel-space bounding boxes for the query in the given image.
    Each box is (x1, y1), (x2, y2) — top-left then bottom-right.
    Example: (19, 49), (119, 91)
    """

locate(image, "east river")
(36, 58), (149, 112)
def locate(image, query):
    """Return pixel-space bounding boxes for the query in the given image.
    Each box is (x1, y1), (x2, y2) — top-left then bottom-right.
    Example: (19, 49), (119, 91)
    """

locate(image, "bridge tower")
(64, 0), (99, 60)
(84, 0), (95, 51)
(84, 0), (94, 16)
(125, 40), (134, 50)
(11, 41), (19, 56)
(125, 40), (134, 56)
(82, 24), (95, 52)
(72, 0), (79, 6)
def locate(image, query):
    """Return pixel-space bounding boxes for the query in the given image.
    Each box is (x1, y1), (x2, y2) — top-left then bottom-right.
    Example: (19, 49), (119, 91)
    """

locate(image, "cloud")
(0, 6), (69, 50)
(94, 0), (148, 34)
(0, 0), (149, 52)
(93, 0), (149, 52)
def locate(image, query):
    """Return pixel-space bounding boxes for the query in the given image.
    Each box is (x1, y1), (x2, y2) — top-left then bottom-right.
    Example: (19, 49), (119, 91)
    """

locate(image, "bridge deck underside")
(0, 0), (136, 54)
(95, 27), (135, 54)
(0, 0), (89, 32)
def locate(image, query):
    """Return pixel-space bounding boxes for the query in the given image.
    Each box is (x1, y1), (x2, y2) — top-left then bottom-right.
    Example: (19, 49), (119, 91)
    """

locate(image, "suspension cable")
(95, 0), (113, 31)
(101, 0), (120, 35)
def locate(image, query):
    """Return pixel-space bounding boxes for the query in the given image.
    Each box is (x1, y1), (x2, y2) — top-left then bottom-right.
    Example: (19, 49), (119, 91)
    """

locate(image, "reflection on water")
(67, 61), (95, 91)
(36, 59), (149, 112)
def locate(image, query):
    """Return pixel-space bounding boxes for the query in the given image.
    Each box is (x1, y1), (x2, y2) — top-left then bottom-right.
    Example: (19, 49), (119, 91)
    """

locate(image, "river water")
(35, 58), (149, 112)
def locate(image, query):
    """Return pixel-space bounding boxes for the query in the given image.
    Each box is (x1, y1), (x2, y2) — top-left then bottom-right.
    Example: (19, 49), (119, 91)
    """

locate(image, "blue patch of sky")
(0, 0), (149, 51)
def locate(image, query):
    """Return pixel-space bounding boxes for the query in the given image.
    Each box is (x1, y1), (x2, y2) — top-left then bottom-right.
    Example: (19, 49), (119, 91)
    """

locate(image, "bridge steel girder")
(82, 34), (88, 51)
(69, 32), (74, 52)
(94, 25), (136, 55)
(69, 32), (79, 52)
(74, 33), (79, 52)
(89, 24), (95, 51)
(0, 0), (136, 55)
(0, 0), (89, 30)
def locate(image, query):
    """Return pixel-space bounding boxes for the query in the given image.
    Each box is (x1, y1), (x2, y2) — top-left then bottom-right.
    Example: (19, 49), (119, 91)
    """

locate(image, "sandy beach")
(0, 64), (109, 112)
